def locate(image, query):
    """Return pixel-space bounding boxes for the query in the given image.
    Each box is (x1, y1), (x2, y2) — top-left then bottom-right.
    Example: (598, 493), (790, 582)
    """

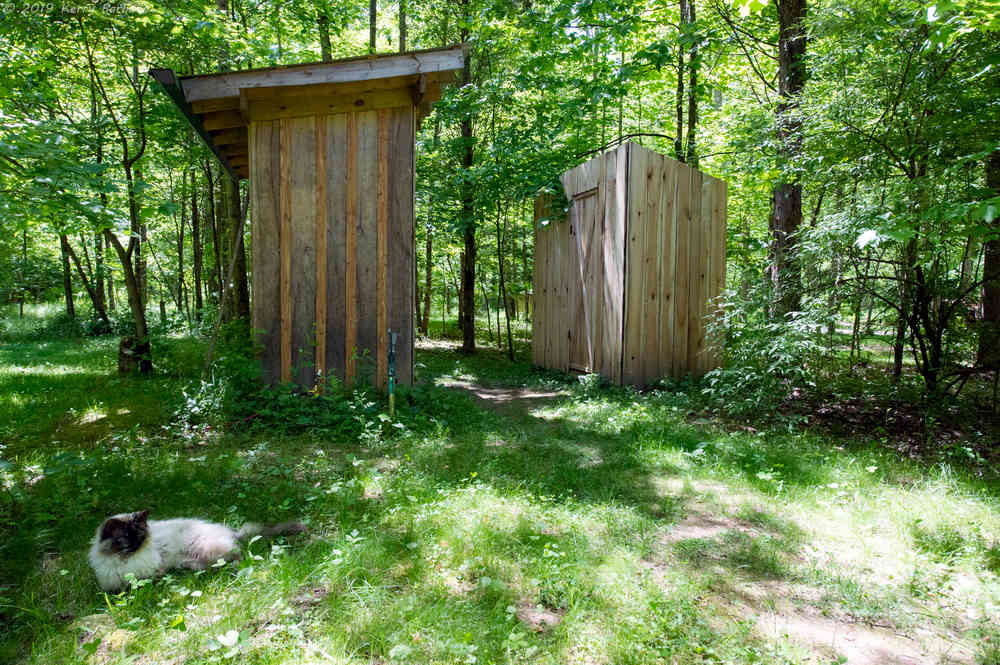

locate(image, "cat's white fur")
(88, 513), (301, 592)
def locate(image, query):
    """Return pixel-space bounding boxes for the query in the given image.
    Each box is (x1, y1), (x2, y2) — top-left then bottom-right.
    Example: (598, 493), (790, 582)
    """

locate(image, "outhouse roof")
(149, 45), (465, 180)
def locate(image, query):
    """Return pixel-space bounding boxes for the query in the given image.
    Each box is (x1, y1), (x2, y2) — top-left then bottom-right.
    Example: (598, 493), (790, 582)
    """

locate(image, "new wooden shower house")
(532, 142), (727, 386)
(151, 47), (465, 389)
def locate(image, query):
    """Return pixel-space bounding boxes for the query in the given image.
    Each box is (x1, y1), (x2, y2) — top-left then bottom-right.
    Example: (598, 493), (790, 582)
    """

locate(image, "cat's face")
(98, 510), (150, 557)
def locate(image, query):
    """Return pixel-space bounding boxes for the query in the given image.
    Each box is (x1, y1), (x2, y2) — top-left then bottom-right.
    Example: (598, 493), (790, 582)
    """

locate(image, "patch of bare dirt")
(438, 379), (568, 412)
(516, 600), (564, 632)
(716, 580), (976, 665)
(662, 510), (755, 543)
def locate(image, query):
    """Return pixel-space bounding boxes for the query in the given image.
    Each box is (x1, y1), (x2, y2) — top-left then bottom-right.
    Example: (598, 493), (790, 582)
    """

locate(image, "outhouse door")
(566, 185), (604, 374)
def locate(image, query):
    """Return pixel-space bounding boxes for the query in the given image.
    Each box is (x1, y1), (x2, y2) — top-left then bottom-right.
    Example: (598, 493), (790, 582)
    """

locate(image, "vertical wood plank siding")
(250, 105), (415, 389)
(533, 142), (727, 386)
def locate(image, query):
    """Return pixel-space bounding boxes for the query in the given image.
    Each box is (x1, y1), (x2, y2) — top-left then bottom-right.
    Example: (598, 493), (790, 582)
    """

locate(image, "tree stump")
(118, 336), (152, 375)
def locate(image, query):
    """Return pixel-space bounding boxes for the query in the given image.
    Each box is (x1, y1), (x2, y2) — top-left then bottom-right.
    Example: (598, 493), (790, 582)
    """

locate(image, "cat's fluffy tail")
(236, 521), (308, 540)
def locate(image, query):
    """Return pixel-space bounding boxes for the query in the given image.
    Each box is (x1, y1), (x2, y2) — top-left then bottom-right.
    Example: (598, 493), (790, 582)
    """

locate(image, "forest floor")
(1, 325), (999, 664)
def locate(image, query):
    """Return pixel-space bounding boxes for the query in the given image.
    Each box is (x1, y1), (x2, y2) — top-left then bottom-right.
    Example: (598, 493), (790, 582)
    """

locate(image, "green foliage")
(700, 285), (825, 419)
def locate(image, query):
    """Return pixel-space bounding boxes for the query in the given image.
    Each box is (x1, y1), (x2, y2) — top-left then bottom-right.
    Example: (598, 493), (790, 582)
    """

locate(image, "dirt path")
(436, 378), (568, 413)
(439, 376), (978, 665)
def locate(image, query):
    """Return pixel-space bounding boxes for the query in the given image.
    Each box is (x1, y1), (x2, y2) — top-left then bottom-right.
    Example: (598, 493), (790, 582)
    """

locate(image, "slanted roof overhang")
(149, 45), (465, 180)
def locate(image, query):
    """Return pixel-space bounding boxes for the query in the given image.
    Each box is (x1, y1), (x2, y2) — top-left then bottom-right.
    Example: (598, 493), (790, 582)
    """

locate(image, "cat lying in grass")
(89, 510), (306, 592)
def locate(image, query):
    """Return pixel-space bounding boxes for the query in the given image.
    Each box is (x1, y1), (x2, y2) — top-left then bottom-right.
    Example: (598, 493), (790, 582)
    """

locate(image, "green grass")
(1, 318), (998, 664)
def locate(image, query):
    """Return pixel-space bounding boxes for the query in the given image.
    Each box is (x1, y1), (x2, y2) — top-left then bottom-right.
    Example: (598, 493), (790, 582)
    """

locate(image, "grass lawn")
(1, 323), (998, 664)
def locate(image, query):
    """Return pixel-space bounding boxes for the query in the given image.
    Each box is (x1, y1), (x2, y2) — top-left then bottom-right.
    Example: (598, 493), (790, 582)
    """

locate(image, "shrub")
(700, 285), (827, 420)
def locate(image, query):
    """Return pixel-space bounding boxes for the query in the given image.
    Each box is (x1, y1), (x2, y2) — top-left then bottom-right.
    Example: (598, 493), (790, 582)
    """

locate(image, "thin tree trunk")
(192, 170), (204, 322)
(399, 0), (406, 52)
(59, 234), (76, 318)
(203, 161), (222, 304)
(369, 0), (377, 53)
(686, 0), (698, 167)
(423, 223), (433, 334)
(317, 6), (333, 62)
(64, 237), (111, 328)
(769, 0), (807, 317)
(979, 149), (1000, 368)
(675, 0), (687, 162)
(95, 233), (106, 312)
(422, 118), (439, 335)
(497, 201), (514, 360)
(459, 13), (476, 353)
(133, 163), (148, 307)
(223, 175), (250, 322)
(176, 170), (188, 320)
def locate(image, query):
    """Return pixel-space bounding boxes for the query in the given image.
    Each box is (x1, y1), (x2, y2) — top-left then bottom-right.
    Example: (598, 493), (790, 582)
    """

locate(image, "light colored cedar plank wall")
(533, 142), (726, 386)
(601, 147), (623, 385)
(686, 168), (705, 374)
(657, 158), (678, 381)
(640, 150), (665, 385)
(622, 145), (646, 384)
(671, 161), (692, 379)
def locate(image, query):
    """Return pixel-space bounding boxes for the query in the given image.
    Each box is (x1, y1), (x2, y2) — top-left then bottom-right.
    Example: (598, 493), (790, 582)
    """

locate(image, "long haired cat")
(88, 510), (306, 592)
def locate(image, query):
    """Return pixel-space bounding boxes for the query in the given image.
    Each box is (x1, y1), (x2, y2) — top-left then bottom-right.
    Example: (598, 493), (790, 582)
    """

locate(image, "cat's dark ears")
(134, 510), (149, 523)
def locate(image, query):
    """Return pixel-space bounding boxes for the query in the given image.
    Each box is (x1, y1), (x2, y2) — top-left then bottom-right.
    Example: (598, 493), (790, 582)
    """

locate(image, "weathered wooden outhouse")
(532, 142), (727, 386)
(151, 47), (465, 389)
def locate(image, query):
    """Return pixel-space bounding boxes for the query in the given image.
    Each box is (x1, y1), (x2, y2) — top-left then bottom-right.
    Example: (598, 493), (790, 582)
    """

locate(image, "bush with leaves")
(701, 285), (827, 420)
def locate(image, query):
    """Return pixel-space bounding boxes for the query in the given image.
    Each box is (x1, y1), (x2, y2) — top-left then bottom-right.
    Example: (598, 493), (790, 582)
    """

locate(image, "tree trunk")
(399, 0), (406, 52)
(769, 0), (807, 317)
(224, 175), (251, 322)
(59, 234), (76, 318)
(192, 170), (204, 322)
(675, 0), (687, 162)
(423, 222), (433, 335)
(317, 6), (333, 62)
(176, 170), (187, 320)
(64, 237), (111, 329)
(497, 202), (514, 360)
(686, 0), (698, 167)
(132, 164), (148, 307)
(459, 18), (476, 354)
(203, 161), (222, 304)
(980, 150), (1000, 368)
(369, 0), (377, 53)
(95, 233), (106, 312)
(104, 229), (151, 373)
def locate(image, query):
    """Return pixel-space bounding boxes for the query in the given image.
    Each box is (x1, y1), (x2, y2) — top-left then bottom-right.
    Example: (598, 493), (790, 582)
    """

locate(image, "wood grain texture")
(287, 117), (318, 387)
(657, 158), (678, 381)
(687, 169), (704, 375)
(279, 118), (293, 383)
(387, 107), (415, 384)
(325, 114), (348, 383)
(344, 113), (358, 386)
(376, 110), (389, 391)
(533, 142), (726, 386)
(181, 46), (465, 102)
(638, 150), (663, 385)
(355, 110), (378, 385)
(248, 90), (413, 122)
(672, 162), (691, 380)
(250, 121), (282, 384)
(314, 116), (328, 387)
